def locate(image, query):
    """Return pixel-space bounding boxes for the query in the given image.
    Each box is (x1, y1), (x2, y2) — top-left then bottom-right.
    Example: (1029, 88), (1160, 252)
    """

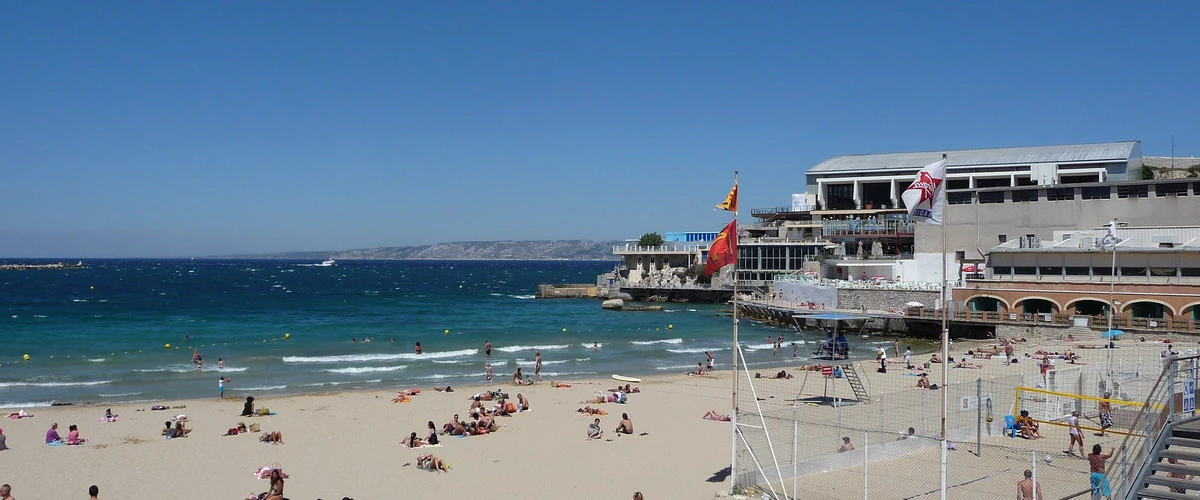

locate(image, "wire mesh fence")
(730, 349), (1157, 499)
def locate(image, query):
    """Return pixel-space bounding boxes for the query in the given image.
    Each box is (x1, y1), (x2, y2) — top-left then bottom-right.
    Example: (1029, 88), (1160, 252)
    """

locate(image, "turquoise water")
(0, 259), (879, 407)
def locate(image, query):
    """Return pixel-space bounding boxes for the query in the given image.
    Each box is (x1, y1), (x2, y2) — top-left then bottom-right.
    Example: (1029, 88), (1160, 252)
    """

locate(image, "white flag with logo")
(901, 159), (947, 225)
(1101, 220), (1120, 251)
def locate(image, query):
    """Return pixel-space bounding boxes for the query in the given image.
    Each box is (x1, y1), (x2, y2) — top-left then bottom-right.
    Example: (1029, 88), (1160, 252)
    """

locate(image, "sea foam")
(283, 349), (478, 363)
(495, 344), (569, 353)
(630, 338), (683, 345)
(324, 365), (408, 374)
(0, 380), (113, 388)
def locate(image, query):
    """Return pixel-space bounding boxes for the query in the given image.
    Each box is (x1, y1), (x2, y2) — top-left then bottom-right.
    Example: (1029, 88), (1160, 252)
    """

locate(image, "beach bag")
(249, 423), (261, 433)
(257, 408), (270, 416)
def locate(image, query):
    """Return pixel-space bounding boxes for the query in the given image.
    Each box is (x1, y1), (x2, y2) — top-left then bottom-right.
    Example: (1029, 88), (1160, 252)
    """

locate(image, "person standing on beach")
(876, 346), (887, 373)
(1097, 393), (1113, 437)
(904, 347), (912, 369)
(485, 363), (493, 385)
(218, 377), (226, 399)
(894, 340), (901, 357)
(705, 351), (714, 372)
(1065, 411), (1084, 457)
(484, 340), (492, 357)
(1016, 469), (1042, 500)
(1088, 444), (1114, 497)
(534, 352), (543, 383)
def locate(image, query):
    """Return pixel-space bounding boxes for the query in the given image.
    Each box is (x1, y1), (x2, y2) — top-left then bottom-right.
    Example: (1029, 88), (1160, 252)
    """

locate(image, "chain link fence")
(730, 350), (1155, 499)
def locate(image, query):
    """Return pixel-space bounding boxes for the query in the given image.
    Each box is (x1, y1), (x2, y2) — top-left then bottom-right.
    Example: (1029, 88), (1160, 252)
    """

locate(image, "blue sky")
(2, 2), (1197, 257)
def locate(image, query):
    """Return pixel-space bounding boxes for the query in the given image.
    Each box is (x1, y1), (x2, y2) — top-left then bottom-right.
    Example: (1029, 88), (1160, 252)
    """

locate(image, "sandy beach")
(0, 332), (1182, 500)
(0, 371), (735, 500)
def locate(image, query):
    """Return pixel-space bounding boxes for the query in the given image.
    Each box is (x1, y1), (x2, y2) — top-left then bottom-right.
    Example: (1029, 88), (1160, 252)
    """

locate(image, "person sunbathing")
(929, 354), (942, 363)
(517, 394), (530, 412)
(494, 398), (511, 416)
(614, 413), (633, 434)
(441, 414), (461, 435)
(955, 360), (982, 369)
(403, 431), (425, 448)
(771, 370), (792, 379)
(67, 424), (87, 445)
(259, 431), (283, 444)
(587, 418), (603, 440)
(577, 406), (605, 416)
(916, 374), (931, 389)
(102, 409), (117, 422)
(434, 386), (454, 392)
(416, 453), (447, 472)
(392, 394), (411, 404)
(704, 410), (732, 421)
(172, 421), (191, 438)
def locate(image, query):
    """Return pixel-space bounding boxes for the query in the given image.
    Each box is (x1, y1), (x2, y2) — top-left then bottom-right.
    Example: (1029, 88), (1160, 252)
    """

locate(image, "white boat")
(316, 258), (336, 267)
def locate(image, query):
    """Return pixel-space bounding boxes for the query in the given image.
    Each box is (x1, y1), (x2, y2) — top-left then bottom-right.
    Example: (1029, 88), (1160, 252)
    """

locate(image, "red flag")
(705, 220), (738, 275)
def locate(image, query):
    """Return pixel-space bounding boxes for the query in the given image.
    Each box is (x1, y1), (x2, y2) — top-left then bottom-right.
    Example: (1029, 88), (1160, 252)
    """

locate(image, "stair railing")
(1104, 353), (1199, 498)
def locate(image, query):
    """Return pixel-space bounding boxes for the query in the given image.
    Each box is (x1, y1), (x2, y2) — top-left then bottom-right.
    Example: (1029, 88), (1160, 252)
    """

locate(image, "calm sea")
(0, 259), (882, 407)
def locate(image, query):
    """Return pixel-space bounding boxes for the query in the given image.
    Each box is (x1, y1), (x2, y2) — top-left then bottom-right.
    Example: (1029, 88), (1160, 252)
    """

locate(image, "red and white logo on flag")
(901, 159), (947, 225)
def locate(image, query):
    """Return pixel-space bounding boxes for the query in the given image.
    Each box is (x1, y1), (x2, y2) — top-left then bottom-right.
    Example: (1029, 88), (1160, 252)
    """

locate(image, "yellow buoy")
(284, 333), (291, 339)
(668, 324), (674, 329)
(444, 329), (449, 334)
(562, 328), (567, 332)
(165, 343), (172, 350)
(459, 285), (463, 289)
(90, 286), (94, 290)
(23, 354), (30, 361)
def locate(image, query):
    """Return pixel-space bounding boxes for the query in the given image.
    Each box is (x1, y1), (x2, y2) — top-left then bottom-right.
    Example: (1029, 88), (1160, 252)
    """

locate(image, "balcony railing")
(822, 219), (914, 236)
(612, 243), (706, 254)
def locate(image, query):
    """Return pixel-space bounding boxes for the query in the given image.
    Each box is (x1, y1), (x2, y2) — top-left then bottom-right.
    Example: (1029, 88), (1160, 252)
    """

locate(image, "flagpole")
(1106, 218), (1118, 377)
(729, 170), (740, 495)
(940, 153), (949, 500)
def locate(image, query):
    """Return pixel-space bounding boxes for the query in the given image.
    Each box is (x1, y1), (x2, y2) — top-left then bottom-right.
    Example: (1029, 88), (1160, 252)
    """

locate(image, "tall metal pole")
(1108, 215), (1118, 376)
(729, 171), (740, 495)
(940, 153), (950, 500)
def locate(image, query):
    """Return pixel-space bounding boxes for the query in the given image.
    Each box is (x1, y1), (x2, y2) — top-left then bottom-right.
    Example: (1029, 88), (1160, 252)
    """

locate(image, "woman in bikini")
(403, 431), (424, 448)
(265, 469), (284, 500)
(417, 453), (447, 472)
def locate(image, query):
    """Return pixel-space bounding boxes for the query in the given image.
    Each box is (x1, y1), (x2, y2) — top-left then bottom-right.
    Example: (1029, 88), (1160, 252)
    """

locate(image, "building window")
(955, 251), (965, 261)
(1013, 267), (1036, 275)
(1120, 267), (1146, 277)
(998, 235), (1007, 244)
(1151, 267), (1177, 277)
(1081, 186), (1110, 199)
(1065, 267), (1090, 276)
(978, 191), (1005, 204)
(1012, 189), (1038, 202)
(1157, 183), (1189, 197)
(1181, 268), (1200, 277)
(993, 267), (1011, 275)
(1118, 185), (1149, 198)
(1047, 188), (1074, 201)
(1093, 267), (1113, 277)
(1039, 267), (1063, 276)
(947, 192), (972, 205)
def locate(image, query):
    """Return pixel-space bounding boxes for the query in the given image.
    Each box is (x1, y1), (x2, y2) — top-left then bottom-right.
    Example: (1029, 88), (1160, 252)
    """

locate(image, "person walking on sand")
(705, 351), (714, 372)
(534, 352), (543, 383)
(485, 363), (493, 385)
(88, 485), (100, 500)
(876, 346), (887, 373)
(1065, 410), (1084, 457)
(1017, 469), (1043, 500)
(1097, 394), (1113, 437)
(484, 340), (492, 357)
(1089, 444), (1115, 498)
(218, 376), (227, 399)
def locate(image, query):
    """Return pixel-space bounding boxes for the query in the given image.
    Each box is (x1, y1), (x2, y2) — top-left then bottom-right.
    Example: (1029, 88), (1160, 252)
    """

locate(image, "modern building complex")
(613, 140), (1199, 312)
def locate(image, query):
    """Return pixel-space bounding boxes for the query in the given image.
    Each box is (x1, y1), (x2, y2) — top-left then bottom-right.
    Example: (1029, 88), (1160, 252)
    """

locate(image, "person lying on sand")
(259, 431), (283, 444)
(416, 453), (448, 472)
(577, 406), (606, 416)
(171, 421), (191, 438)
(704, 410), (731, 421)
(402, 431), (426, 448)
(608, 384), (641, 393)
(392, 394), (412, 404)
(434, 386), (454, 392)
(771, 370), (792, 379)
(955, 360), (982, 369)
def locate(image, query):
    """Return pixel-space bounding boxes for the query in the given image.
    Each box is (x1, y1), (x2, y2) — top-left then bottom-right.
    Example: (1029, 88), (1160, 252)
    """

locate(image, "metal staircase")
(1131, 420), (1200, 499)
(840, 363), (871, 404)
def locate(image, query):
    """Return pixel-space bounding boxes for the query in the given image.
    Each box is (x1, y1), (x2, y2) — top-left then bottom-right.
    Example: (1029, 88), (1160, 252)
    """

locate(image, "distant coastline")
(207, 239), (623, 261)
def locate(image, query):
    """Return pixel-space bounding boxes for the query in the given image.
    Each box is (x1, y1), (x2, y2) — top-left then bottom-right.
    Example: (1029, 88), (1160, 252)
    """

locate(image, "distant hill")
(212, 240), (625, 261)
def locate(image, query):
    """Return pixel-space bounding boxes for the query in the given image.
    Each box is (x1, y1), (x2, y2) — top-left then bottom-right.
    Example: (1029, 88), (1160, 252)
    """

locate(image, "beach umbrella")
(872, 241), (883, 258)
(905, 301), (924, 307)
(1102, 329), (1125, 339)
(856, 241), (864, 258)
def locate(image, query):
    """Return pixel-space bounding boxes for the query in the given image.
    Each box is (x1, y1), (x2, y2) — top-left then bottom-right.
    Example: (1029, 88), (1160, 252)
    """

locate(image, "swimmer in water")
(415, 342), (423, 355)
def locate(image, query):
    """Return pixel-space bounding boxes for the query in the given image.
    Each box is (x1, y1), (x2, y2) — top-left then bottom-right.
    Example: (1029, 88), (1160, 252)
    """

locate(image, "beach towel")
(47, 441), (63, 447)
(98, 416), (119, 422)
